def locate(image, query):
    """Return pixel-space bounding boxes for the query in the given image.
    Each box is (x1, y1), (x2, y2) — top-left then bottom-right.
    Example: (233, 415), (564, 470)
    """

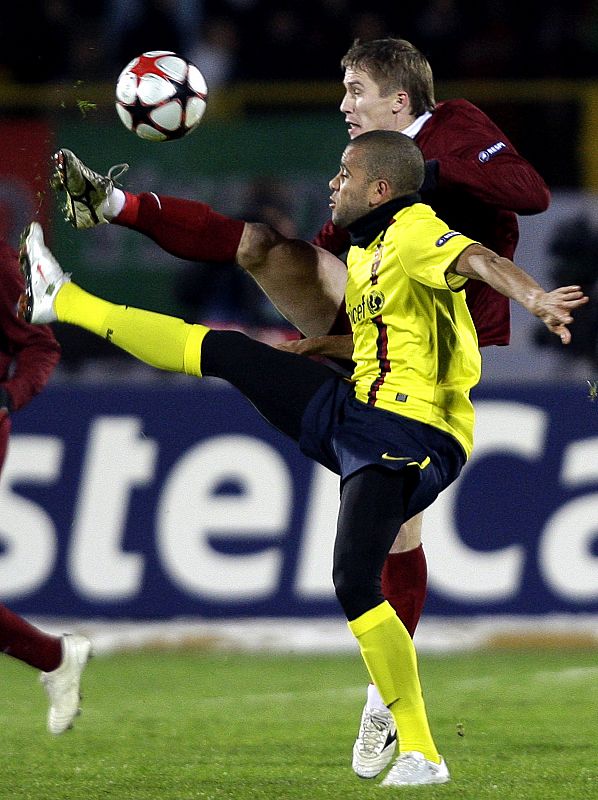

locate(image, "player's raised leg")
(18, 222), (339, 439)
(19, 222), (209, 377)
(51, 149), (128, 229)
(51, 150), (347, 337)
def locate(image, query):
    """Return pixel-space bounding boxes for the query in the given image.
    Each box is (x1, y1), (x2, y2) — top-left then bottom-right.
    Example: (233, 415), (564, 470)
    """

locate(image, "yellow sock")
(348, 601), (440, 762)
(55, 282), (209, 376)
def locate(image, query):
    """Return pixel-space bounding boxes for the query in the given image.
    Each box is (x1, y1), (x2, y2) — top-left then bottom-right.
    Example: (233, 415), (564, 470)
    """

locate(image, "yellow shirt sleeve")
(392, 206), (477, 292)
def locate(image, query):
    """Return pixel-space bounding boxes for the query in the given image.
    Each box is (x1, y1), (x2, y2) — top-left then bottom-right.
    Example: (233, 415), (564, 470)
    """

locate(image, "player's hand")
(276, 334), (354, 359)
(531, 285), (589, 344)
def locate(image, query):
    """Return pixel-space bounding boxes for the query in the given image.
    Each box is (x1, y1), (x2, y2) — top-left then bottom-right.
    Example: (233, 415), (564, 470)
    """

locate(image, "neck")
(347, 194), (421, 248)
(396, 113), (417, 132)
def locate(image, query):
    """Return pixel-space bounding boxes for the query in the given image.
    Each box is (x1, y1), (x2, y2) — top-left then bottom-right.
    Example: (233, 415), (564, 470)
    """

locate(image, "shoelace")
(358, 710), (392, 754)
(107, 162), (129, 186)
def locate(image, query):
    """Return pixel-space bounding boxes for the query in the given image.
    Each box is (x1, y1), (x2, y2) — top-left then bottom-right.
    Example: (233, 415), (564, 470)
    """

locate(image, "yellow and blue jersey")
(346, 202), (481, 457)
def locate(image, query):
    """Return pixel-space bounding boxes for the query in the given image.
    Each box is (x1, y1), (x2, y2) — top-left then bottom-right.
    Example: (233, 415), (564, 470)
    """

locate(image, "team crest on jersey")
(367, 289), (385, 315)
(370, 243), (384, 285)
(478, 141), (507, 162)
(436, 231), (462, 247)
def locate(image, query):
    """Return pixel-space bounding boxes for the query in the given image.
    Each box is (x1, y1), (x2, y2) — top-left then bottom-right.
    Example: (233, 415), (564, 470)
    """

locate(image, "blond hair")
(341, 38), (436, 117)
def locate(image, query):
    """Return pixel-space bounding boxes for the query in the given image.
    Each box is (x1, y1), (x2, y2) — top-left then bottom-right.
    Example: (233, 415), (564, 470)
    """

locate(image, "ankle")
(109, 189), (136, 224)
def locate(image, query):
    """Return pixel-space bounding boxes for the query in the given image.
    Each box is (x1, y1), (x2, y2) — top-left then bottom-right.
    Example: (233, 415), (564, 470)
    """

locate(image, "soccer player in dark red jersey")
(0, 238), (91, 734)
(52, 36), (549, 774)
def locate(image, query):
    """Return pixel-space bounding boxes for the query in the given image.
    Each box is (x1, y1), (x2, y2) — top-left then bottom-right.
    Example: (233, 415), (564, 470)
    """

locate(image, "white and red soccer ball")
(115, 51), (208, 142)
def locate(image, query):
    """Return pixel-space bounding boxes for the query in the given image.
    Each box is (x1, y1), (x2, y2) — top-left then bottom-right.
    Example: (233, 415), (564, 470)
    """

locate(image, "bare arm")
(452, 243), (589, 344)
(276, 334), (354, 360)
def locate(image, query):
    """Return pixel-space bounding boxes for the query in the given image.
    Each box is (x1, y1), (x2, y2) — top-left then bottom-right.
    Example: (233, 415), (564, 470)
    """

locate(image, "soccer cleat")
(40, 633), (92, 735)
(51, 148), (128, 229)
(352, 705), (397, 778)
(380, 751), (450, 787)
(18, 221), (71, 323)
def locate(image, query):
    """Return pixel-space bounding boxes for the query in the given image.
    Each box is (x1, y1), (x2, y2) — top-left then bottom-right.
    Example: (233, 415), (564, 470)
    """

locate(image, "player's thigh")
(388, 511), (424, 554)
(238, 225), (347, 336)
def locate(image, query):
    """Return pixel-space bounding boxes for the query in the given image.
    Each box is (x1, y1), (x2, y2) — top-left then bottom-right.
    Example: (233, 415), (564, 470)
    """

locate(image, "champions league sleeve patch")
(478, 141), (507, 162)
(436, 231), (462, 247)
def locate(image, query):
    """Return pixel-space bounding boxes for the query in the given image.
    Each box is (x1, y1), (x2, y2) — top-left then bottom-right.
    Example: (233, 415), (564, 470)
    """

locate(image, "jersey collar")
(401, 111), (433, 139)
(347, 194), (421, 248)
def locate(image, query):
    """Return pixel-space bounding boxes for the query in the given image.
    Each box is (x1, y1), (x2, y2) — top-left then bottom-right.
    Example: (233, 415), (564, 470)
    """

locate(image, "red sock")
(114, 191), (245, 262)
(0, 604), (62, 671)
(381, 545), (428, 638)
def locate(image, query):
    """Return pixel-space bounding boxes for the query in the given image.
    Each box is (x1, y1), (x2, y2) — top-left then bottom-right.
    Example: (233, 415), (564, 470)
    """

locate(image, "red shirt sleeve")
(417, 100), (550, 215)
(311, 219), (351, 255)
(415, 100), (552, 347)
(0, 241), (61, 412)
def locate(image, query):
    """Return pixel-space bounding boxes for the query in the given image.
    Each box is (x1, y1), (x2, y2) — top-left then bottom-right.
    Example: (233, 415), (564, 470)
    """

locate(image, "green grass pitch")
(0, 647), (596, 799)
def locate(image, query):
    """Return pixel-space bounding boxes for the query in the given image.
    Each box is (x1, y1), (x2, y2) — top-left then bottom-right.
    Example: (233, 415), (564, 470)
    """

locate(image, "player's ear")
(370, 178), (391, 205)
(392, 91), (409, 113)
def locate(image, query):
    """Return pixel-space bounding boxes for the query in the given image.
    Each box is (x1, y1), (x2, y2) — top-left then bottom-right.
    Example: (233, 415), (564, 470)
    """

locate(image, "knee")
(236, 222), (283, 274)
(388, 512), (424, 554)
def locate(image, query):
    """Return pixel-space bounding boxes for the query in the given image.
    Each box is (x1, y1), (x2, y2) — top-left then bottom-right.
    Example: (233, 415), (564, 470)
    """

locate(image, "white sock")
(366, 682), (387, 712)
(102, 187), (126, 220)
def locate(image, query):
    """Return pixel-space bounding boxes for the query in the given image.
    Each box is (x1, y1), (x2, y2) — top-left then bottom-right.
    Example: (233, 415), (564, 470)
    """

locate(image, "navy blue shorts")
(299, 377), (466, 520)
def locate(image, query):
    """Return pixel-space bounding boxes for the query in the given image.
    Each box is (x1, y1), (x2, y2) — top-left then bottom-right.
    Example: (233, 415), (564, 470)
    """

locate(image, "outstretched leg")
(118, 195), (347, 337)
(52, 150), (347, 337)
(20, 222), (340, 442)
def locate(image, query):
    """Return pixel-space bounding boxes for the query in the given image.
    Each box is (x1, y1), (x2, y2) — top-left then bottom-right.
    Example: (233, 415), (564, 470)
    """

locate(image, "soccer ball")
(115, 51), (208, 142)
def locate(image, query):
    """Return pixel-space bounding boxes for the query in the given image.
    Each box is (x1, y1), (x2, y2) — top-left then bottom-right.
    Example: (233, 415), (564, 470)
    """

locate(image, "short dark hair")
(349, 130), (425, 196)
(341, 38), (435, 117)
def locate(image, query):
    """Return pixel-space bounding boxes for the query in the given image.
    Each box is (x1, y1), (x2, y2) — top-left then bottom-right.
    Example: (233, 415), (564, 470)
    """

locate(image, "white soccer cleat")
(18, 221), (71, 324)
(51, 148), (127, 229)
(380, 751), (450, 787)
(41, 633), (92, 735)
(352, 705), (397, 778)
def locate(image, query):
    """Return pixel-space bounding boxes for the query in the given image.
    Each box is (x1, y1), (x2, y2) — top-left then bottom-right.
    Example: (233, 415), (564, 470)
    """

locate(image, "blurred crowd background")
(2, 0), (598, 87)
(1, 1), (598, 380)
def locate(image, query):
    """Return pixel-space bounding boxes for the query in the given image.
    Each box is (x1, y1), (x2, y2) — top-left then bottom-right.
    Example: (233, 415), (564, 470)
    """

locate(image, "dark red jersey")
(0, 240), (60, 411)
(313, 99), (551, 347)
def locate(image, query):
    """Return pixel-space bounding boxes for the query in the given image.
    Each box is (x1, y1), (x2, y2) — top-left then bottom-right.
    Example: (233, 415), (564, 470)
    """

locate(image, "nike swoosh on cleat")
(384, 730), (398, 748)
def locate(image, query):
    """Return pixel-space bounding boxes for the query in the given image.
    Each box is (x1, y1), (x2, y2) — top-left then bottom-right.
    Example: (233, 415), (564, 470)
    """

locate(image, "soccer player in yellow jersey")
(342, 169), (480, 460)
(18, 131), (586, 786)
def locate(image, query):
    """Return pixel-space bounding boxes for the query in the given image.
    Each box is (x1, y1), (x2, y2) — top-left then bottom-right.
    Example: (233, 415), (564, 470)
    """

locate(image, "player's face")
(340, 67), (401, 139)
(328, 145), (373, 228)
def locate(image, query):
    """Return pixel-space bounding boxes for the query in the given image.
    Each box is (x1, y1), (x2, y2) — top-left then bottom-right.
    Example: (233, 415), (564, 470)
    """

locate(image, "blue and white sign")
(2, 382), (597, 618)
